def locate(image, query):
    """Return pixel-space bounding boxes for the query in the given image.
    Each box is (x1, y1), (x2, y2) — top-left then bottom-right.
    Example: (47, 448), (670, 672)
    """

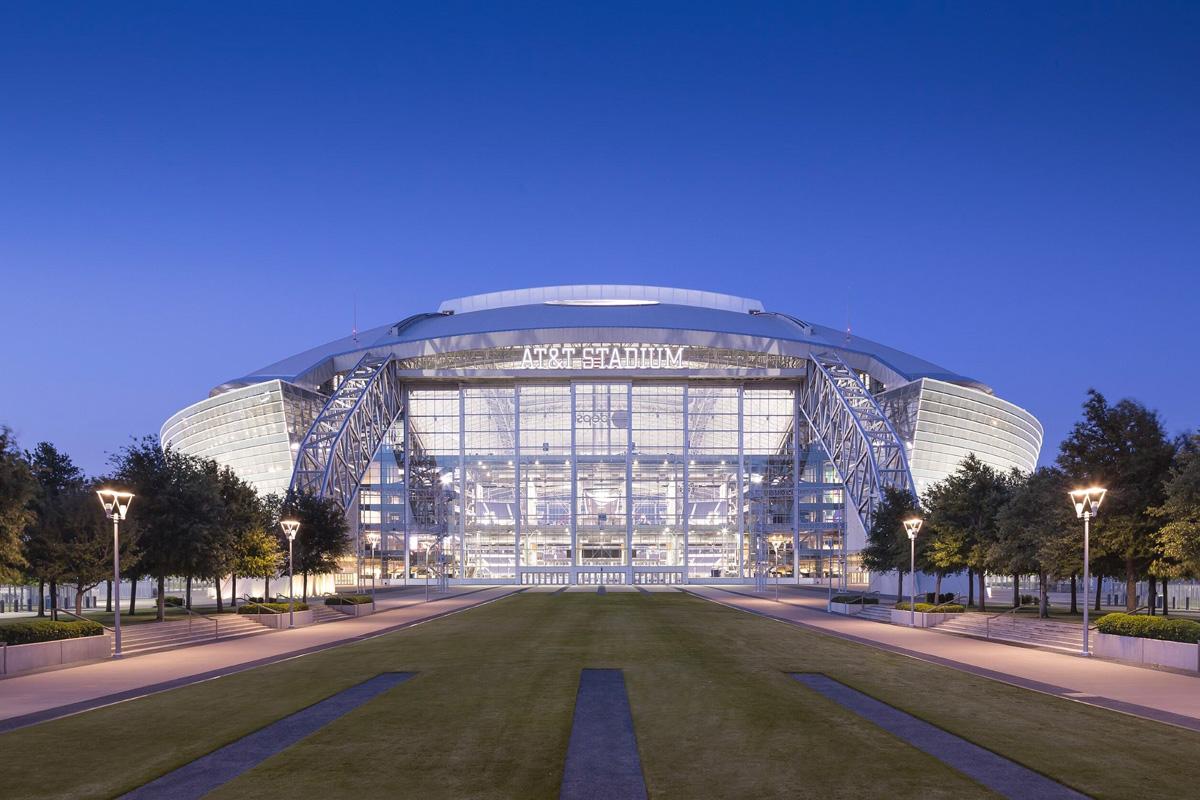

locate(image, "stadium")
(161, 285), (1042, 590)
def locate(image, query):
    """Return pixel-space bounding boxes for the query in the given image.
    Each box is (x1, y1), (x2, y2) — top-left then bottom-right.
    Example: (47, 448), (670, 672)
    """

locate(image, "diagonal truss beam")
(798, 352), (917, 535)
(289, 353), (404, 511)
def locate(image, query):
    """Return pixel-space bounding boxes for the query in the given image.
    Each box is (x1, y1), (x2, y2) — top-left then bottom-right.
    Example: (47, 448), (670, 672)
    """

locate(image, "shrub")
(923, 592), (956, 604)
(238, 602), (309, 615)
(895, 602), (964, 613)
(1020, 594), (1038, 605)
(0, 619), (105, 645)
(162, 596), (184, 606)
(1095, 613), (1200, 644)
(325, 595), (373, 605)
(830, 595), (878, 605)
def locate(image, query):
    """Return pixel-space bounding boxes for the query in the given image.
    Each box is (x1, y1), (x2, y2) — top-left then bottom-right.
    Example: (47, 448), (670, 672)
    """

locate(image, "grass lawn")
(5, 592), (1200, 799)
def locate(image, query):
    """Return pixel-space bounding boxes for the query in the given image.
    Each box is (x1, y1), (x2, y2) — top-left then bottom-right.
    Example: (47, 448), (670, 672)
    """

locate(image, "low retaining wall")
(247, 609), (315, 629)
(330, 602), (376, 617)
(2, 633), (112, 675)
(890, 610), (950, 628)
(1095, 632), (1199, 671)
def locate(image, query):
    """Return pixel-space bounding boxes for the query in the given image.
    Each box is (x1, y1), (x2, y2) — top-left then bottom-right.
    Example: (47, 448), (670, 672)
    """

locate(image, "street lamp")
(1069, 487), (1106, 656)
(96, 489), (134, 658)
(903, 518), (923, 627)
(280, 519), (300, 629)
(365, 531), (381, 605)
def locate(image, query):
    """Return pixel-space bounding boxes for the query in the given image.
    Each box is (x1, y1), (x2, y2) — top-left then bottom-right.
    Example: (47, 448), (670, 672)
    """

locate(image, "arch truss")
(289, 353), (403, 510)
(799, 352), (917, 534)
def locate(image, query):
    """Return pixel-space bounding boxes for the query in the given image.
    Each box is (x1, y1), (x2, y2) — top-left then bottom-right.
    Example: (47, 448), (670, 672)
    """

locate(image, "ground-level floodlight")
(365, 531), (381, 604)
(281, 519), (300, 629)
(903, 518), (923, 627)
(96, 489), (134, 657)
(1068, 487), (1106, 656)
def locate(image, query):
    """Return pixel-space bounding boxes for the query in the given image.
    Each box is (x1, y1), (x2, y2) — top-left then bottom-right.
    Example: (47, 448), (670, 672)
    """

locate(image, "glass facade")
(354, 382), (845, 586)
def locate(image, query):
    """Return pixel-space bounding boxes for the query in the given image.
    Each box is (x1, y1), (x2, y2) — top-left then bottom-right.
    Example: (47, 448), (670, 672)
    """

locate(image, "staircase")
(933, 613), (1084, 652)
(118, 614), (272, 657)
(311, 604), (350, 624)
(854, 605), (893, 623)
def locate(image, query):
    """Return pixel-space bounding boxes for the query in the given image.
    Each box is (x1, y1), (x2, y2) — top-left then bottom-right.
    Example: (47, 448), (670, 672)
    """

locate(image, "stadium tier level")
(162, 285), (1041, 588)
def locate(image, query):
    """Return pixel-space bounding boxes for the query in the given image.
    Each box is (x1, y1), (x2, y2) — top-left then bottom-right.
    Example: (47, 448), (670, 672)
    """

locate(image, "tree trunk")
(265, 574), (270, 599)
(934, 572), (943, 602)
(1013, 573), (1020, 607)
(105, 580), (112, 612)
(1125, 559), (1137, 612)
(75, 585), (85, 616)
(1038, 572), (1049, 618)
(977, 570), (987, 612)
(231, 574), (237, 610)
(1149, 576), (1157, 616)
(215, 577), (223, 613)
(49, 579), (58, 621)
(1094, 572), (1102, 612)
(185, 574), (193, 610)
(1163, 577), (1169, 616)
(302, 572), (309, 602)
(156, 574), (166, 621)
(1069, 575), (1077, 614)
(129, 577), (137, 616)
(37, 579), (45, 617)
(967, 568), (975, 607)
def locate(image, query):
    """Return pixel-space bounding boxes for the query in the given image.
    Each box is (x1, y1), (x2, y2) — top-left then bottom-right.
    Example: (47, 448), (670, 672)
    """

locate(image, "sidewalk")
(686, 585), (1200, 732)
(0, 585), (519, 732)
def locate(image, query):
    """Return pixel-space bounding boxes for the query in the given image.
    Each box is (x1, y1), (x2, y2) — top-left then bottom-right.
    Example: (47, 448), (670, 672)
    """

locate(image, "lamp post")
(903, 518), (923, 627)
(365, 531), (381, 605)
(1069, 487), (1106, 656)
(96, 489), (134, 658)
(280, 519), (300, 629)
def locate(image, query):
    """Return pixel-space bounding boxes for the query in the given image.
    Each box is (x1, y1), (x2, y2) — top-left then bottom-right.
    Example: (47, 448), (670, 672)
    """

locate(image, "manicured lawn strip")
(2, 593), (1198, 799)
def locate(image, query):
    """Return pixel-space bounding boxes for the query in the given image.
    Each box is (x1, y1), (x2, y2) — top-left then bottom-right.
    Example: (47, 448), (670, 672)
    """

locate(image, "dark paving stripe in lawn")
(121, 672), (413, 800)
(792, 674), (1086, 799)
(560, 669), (648, 800)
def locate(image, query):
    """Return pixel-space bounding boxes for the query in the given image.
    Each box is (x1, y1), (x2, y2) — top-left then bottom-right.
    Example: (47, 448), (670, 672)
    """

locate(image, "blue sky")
(1, 2), (1197, 475)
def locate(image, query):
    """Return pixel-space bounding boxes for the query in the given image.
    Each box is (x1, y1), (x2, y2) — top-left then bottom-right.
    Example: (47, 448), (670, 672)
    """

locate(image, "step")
(121, 626), (272, 656)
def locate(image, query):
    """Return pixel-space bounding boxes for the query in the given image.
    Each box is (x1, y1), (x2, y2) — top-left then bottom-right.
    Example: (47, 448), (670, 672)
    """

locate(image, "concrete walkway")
(687, 586), (1200, 731)
(0, 586), (519, 731)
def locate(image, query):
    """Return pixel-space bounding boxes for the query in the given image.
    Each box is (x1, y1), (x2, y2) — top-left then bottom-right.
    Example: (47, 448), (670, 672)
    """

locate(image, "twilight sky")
(1, 3), (1197, 476)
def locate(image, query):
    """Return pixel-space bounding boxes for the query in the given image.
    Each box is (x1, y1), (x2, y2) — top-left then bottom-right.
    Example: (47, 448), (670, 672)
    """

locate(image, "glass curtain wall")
(356, 380), (845, 585)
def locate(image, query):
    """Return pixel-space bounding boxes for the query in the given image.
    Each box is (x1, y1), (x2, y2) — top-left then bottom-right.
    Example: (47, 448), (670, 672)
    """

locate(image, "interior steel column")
(682, 384), (690, 585)
(737, 385), (744, 580)
(458, 385), (466, 582)
(570, 383), (578, 585)
(625, 382), (633, 586)
(793, 383), (801, 585)
(513, 386), (521, 586)
(401, 387), (410, 586)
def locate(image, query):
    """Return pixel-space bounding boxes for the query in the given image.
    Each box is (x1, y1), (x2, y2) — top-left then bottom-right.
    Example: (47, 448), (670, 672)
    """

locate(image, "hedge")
(830, 595), (878, 605)
(238, 602), (309, 615)
(325, 595), (373, 605)
(894, 602), (965, 613)
(0, 619), (105, 645)
(923, 592), (956, 604)
(163, 596), (184, 607)
(1095, 612), (1200, 644)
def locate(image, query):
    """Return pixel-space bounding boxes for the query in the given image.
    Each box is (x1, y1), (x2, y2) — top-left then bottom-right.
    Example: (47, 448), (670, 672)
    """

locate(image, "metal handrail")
(54, 607), (114, 633)
(984, 600), (1039, 639)
(927, 594), (964, 612)
(241, 594), (305, 615)
(156, 600), (220, 639)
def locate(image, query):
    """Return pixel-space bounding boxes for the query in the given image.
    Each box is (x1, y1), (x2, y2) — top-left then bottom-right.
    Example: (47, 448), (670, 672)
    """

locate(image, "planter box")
(247, 609), (314, 629)
(1096, 632), (1199, 671)
(829, 602), (867, 616)
(890, 610), (950, 628)
(331, 602), (376, 617)
(2, 633), (112, 675)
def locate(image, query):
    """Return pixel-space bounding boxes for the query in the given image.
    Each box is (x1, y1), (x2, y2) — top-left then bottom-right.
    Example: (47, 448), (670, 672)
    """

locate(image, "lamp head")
(96, 489), (134, 521)
(280, 519), (300, 541)
(365, 531), (381, 549)
(1068, 487), (1106, 518)
(903, 517), (923, 540)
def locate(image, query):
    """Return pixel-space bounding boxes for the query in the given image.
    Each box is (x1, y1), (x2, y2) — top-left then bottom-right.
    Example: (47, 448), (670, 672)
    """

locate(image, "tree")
(0, 429), (35, 585)
(111, 437), (222, 620)
(282, 490), (351, 600)
(861, 487), (922, 602)
(23, 441), (85, 619)
(231, 525), (282, 604)
(217, 467), (277, 608)
(1151, 434), (1200, 610)
(55, 486), (112, 616)
(1057, 390), (1176, 612)
(995, 468), (1074, 617)
(922, 454), (1015, 611)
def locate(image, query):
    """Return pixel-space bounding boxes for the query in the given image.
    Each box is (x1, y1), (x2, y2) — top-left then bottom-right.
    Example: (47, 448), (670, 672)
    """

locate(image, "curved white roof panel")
(439, 285), (764, 314)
